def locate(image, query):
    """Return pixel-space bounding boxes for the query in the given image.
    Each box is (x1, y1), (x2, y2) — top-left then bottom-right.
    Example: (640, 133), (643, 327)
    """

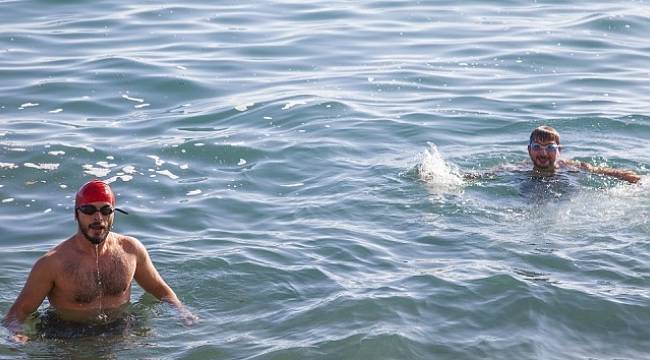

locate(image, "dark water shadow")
(11, 304), (155, 360)
(31, 307), (149, 340)
(517, 170), (581, 204)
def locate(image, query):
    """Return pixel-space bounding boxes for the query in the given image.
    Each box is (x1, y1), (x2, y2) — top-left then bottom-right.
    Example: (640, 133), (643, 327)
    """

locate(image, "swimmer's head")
(528, 126), (561, 171)
(74, 180), (127, 245)
(529, 125), (560, 145)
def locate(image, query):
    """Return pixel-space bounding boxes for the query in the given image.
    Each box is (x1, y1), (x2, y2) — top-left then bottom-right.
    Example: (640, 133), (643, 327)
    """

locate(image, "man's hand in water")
(161, 296), (198, 326)
(178, 306), (199, 326)
(10, 333), (29, 344)
(617, 170), (641, 184)
(3, 316), (29, 344)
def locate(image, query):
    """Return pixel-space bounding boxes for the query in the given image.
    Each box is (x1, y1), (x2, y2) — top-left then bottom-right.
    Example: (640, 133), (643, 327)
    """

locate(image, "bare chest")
(58, 251), (136, 304)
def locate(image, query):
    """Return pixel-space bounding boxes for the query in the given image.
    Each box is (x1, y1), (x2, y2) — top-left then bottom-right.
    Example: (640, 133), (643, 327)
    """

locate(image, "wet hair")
(529, 126), (560, 145)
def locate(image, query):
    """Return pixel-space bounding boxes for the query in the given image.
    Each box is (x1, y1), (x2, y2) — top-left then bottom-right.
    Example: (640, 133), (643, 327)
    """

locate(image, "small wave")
(415, 143), (464, 189)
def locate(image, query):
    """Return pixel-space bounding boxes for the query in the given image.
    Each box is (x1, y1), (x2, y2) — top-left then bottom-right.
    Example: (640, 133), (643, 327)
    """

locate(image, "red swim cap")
(75, 179), (116, 208)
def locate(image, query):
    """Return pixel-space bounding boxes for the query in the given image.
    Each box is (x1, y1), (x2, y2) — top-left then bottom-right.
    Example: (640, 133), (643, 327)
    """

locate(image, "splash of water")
(510, 174), (649, 239)
(558, 175), (649, 232)
(416, 143), (464, 190)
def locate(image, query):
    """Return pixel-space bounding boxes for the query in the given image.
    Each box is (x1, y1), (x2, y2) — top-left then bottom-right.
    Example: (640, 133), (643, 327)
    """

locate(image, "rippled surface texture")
(1, 0), (649, 359)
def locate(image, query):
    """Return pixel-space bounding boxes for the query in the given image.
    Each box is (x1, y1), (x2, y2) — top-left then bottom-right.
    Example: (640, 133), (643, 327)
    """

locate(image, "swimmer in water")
(2, 179), (197, 343)
(464, 125), (641, 184)
(526, 125), (640, 183)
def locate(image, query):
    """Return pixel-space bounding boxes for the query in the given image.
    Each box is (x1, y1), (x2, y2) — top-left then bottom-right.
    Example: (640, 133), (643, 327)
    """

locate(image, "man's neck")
(73, 232), (112, 254)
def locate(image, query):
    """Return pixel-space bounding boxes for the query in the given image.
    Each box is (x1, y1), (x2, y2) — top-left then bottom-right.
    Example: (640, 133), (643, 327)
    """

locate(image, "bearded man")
(3, 179), (196, 342)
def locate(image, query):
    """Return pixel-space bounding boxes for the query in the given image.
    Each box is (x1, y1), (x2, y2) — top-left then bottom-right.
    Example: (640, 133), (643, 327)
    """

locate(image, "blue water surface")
(1, 0), (649, 359)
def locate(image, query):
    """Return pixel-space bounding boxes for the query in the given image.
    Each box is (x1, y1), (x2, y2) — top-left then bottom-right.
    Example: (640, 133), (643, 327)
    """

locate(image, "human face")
(528, 139), (559, 171)
(76, 201), (113, 245)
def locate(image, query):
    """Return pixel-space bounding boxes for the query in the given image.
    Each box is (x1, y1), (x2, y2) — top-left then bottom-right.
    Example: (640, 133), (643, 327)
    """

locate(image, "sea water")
(1, 0), (649, 359)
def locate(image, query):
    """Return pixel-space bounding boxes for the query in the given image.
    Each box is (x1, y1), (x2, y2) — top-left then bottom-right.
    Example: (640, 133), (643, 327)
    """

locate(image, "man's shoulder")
(32, 243), (68, 273)
(40, 237), (74, 261)
(112, 233), (145, 253)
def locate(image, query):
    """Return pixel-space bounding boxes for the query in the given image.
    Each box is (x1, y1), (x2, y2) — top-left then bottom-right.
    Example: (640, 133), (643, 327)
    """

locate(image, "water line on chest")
(95, 244), (108, 322)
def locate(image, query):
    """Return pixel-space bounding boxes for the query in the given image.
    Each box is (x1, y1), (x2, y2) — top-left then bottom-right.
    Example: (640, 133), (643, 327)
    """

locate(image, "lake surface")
(1, 0), (649, 359)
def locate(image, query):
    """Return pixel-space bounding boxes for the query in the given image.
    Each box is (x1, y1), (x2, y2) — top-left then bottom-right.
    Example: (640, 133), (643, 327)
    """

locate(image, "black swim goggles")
(76, 205), (129, 216)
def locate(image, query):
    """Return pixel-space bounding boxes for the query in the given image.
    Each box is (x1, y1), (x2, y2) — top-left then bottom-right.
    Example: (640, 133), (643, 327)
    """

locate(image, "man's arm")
(3, 256), (54, 342)
(563, 160), (641, 184)
(131, 238), (197, 325)
(461, 162), (527, 181)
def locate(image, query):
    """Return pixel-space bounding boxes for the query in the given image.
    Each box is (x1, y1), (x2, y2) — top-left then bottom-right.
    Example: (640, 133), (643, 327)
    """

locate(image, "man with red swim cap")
(73, 179), (127, 245)
(3, 179), (196, 342)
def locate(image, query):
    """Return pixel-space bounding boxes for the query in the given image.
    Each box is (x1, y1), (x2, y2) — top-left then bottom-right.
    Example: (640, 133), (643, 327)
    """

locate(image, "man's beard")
(532, 155), (554, 170)
(80, 222), (111, 245)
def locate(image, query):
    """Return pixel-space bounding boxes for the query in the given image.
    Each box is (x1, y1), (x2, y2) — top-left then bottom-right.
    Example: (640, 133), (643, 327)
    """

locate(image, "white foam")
(48, 150), (65, 156)
(105, 175), (133, 183)
(2, 198), (14, 203)
(156, 170), (179, 180)
(235, 102), (255, 111)
(417, 143), (464, 188)
(147, 155), (165, 167)
(238, 159), (247, 166)
(186, 189), (202, 196)
(122, 165), (137, 174)
(24, 163), (59, 170)
(0, 162), (18, 169)
(282, 100), (308, 110)
(280, 183), (304, 187)
(48, 108), (63, 113)
(96, 161), (117, 168)
(70, 144), (94, 153)
(122, 94), (144, 103)
(19, 102), (39, 109)
(82, 164), (111, 177)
